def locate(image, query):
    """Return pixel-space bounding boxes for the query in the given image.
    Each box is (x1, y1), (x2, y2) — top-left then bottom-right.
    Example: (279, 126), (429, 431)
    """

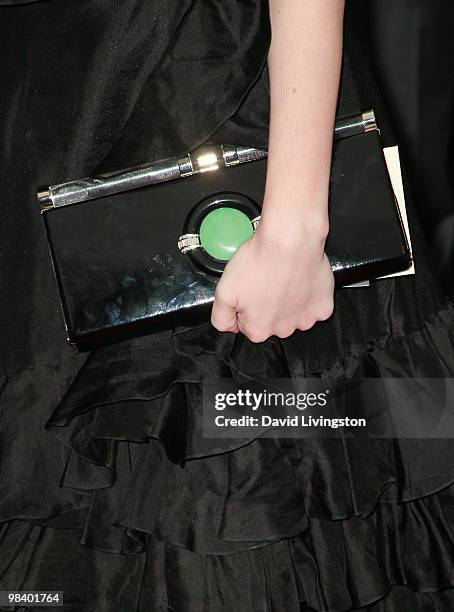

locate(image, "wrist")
(255, 214), (329, 257)
(258, 206), (329, 244)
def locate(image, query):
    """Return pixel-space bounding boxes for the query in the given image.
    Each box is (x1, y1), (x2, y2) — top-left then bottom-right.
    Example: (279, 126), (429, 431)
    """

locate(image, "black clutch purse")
(38, 110), (412, 351)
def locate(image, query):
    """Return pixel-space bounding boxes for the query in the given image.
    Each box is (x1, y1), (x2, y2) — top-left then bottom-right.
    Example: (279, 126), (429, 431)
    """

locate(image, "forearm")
(260, 0), (345, 242)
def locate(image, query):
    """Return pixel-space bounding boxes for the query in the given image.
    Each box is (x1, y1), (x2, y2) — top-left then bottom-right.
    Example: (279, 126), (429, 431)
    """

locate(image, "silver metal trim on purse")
(38, 110), (377, 211)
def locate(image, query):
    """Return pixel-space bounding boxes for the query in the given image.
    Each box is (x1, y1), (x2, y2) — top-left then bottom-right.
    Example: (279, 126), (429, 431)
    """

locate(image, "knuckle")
(211, 316), (237, 333)
(298, 318), (316, 332)
(241, 326), (269, 343)
(214, 288), (228, 304)
(213, 322), (234, 333)
(317, 301), (335, 322)
(214, 283), (235, 305)
(249, 333), (268, 344)
(275, 326), (295, 339)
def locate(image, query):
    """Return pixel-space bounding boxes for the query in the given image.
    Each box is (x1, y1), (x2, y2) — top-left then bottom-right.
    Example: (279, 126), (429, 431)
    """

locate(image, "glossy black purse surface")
(41, 128), (411, 351)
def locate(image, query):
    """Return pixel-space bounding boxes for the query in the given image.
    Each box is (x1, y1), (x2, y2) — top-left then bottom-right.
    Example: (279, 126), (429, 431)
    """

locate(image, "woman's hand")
(211, 209), (335, 342)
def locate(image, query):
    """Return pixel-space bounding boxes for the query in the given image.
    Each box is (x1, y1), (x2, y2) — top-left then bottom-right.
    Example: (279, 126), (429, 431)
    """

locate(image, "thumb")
(211, 291), (239, 333)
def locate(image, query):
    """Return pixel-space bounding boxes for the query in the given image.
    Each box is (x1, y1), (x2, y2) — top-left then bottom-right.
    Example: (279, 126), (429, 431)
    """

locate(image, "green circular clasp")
(199, 207), (254, 261)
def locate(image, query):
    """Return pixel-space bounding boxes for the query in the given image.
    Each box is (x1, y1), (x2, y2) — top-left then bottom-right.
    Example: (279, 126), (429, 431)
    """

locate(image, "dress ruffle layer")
(2, 490), (454, 611)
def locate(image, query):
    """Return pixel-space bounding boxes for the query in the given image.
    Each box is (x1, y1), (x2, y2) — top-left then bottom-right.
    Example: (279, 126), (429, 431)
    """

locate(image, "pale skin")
(211, 0), (345, 343)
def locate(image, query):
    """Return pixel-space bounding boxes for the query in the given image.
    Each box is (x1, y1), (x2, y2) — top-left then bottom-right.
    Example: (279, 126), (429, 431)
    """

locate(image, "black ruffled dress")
(1, 1), (454, 611)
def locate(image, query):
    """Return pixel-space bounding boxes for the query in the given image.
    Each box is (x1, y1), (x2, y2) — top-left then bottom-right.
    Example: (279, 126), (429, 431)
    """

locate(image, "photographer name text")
(214, 415), (366, 429)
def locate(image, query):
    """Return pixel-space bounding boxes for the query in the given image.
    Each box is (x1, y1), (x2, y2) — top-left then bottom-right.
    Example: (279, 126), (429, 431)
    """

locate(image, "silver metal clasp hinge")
(38, 109), (377, 210)
(177, 234), (201, 254)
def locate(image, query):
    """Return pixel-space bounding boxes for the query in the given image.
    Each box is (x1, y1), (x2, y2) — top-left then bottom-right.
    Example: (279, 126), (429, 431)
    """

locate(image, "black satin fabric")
(1, 1), (454, 611)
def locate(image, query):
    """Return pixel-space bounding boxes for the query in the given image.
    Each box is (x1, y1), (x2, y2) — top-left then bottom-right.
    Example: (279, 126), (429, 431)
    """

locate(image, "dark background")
(352, 0), (454, 296)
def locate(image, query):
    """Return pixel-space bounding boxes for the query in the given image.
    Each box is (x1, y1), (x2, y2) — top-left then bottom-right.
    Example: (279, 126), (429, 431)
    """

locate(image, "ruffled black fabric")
(1, 0), (454, 610)
(3, 489), (454, 611)
(2, 304), (454, 610)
